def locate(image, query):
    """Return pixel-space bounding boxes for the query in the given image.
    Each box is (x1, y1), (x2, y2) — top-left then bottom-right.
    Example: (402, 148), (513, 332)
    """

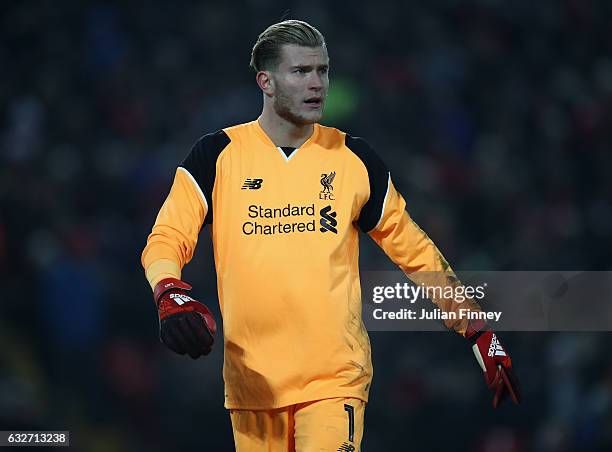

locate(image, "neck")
(258, 107), (315, 148)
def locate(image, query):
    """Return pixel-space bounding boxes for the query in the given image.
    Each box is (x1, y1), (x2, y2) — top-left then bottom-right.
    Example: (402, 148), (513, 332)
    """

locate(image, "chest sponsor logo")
(320, 171), (336, 200)
(319, 205), (337, 233)
(241, 203), (340, 236)
(242, 178), (263, 189)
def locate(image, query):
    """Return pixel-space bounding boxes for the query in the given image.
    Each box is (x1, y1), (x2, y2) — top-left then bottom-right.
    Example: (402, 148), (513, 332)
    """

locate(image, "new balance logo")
(338, 443), (355, 452)
(320, 205), (337, 233)
(242, 178), (263, 189)
(488, 334), (507, 357)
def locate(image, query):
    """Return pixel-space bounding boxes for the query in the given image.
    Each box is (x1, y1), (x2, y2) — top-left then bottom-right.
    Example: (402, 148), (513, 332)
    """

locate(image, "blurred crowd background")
(2, 0), (612, 451)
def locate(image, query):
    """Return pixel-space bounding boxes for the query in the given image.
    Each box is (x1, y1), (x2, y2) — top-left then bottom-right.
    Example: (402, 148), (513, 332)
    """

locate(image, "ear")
(256, 71), (274, 96)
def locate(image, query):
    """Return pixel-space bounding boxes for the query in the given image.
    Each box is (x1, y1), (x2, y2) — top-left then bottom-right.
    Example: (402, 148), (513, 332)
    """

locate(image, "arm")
(141, 166), (207, 289)
(350, 135), (520, 406)
(141, 167), (216, 359)
(141, 130), (231, 358)
(142, 129), (230, 288)
(348, 132), (480, 335)
(369, 176), (520, 406)
(367, 177), (482, 336)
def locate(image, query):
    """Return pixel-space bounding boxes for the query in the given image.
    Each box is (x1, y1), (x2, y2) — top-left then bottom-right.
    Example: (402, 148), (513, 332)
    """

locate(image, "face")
(269, 44), (330, 125)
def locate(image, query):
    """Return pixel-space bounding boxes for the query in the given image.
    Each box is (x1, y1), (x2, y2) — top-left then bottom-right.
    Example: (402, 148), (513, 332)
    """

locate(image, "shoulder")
(222, 120), (252, 136)
(180, 129), (231, 180)
(343, 133), (391, 232)
(191, 129), (232, 156)
(315, 126), (389, 179)
(342, 132), (388, 175)
(190, 119), (256, 156)
(314, 124), (346, 150)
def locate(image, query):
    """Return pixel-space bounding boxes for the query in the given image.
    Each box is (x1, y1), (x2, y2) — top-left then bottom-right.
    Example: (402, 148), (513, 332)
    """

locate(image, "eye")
(294, 68), (306, 74)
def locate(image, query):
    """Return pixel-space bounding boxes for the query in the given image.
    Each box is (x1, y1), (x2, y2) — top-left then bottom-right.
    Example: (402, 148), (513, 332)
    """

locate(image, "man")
(142, 19), (519, 451)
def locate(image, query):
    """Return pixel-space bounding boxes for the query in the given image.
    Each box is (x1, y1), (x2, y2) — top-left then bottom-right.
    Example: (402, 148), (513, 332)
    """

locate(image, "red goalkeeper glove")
(465, 320), (520, 408)
(153, 278), (217, 359)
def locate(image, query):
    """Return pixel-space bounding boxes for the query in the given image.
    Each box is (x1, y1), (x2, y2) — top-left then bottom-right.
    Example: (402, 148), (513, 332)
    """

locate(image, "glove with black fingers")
(465, 320), (520, 408)
(153, 278), (217, 359)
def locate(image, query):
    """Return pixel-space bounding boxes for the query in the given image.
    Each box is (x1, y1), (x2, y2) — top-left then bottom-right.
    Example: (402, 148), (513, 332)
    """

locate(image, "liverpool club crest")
(320, 171), (336, 200)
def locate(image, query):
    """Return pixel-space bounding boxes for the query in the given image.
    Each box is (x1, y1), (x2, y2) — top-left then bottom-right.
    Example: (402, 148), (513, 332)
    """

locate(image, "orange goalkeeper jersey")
(142, 120), (480, 409)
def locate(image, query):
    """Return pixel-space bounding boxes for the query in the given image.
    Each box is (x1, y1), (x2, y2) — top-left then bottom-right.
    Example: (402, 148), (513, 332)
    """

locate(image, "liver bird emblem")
(320, 171), (336, 193)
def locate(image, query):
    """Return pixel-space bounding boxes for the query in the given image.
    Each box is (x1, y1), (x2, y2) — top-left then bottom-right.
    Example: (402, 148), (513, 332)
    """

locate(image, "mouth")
(304, 97), (323, 109)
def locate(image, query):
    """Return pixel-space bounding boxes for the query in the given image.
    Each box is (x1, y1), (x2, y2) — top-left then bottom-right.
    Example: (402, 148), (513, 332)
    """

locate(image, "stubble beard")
(273, 85), (323, 126)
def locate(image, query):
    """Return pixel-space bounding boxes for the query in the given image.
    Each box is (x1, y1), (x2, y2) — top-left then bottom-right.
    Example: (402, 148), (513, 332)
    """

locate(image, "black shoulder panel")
(179, 130), (231, 225)
(345, 134), (390, 232)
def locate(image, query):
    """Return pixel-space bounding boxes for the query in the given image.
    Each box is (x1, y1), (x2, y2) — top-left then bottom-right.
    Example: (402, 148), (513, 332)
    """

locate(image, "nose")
(309, 72), (324, 91)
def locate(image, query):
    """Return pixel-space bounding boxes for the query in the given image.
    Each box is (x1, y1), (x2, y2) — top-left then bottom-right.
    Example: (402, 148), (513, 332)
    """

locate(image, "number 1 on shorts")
(343, 404), (354, 442)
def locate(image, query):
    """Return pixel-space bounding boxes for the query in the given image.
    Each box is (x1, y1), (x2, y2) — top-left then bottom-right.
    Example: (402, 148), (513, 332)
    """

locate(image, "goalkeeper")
(142, 19), (519, 452)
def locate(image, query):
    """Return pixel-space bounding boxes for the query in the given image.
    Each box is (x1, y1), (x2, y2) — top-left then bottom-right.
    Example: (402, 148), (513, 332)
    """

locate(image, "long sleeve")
(345, 133), (481, 335)
(141, 167), (207, 290)
(367, 178), (482, 335)
(141, 130), (230, 291)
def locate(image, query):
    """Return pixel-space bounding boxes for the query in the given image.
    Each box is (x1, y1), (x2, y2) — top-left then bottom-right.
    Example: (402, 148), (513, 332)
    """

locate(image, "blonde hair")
(250, 20), (326, 72)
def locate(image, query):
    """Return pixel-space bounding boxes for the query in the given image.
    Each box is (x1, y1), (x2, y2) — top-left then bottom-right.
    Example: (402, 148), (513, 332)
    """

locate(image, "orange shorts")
(229, 397), (365, 452)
